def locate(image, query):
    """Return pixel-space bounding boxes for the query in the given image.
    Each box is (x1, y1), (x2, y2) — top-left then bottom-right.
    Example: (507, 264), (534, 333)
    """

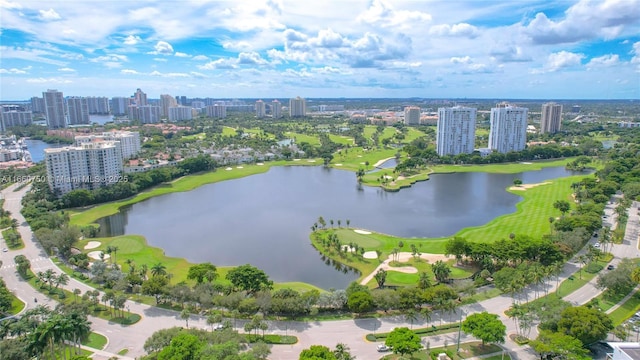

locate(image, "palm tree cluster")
(36, 269), (69, 294)
(0, 304), (91, 360)
(317, 233), (365, 258)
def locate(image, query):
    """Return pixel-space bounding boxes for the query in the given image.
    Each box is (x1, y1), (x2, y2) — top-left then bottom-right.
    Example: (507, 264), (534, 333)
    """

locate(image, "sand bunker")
(83, 241), (101, 250)
(236, 166), (244, 169)
(257, 163), (264, 166)
(307, 160), (316, 162)
(225, 167), (233, 171)
(293, 159), (301, 161)
(88, 251), (110, 260)
(363, 251), (378, 259)
(521, 162), (533, 164)
(354, 229), (372, 235)
(509, 181), (551, 191)
(335, 163), (342, 166)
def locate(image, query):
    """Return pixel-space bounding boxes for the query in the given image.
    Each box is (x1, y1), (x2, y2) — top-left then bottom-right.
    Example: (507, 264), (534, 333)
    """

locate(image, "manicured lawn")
(285, 132), (320, 146)
(9, 293), (25, 315)
(381, 341), (503, 359)
(3, 227), (25, 250)
(608, 291), (640, 326)
(331, 147), (398, 171)
(222, 126), (237, 136)
(82, 332), (108, 349)
(404, 127), (427, 142)
(557, 254), (612, 298)
(368, 323), (460, 341)
(431, 158), (575, 174)
(328, 134), (354, 145)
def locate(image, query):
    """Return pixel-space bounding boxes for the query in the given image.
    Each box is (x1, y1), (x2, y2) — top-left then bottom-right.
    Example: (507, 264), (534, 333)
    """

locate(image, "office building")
(289, 96), (306, 117)
(111, 97), (130, 116)
(75, 131), (141, 160)
(436, 106), (477, 156)
(191, 101), (205, 110)
(255, 100), (266, 118)
(540, 102), (563, 134)
(272, 100), (282, 119)
(86, 97), (110, 114)
(1, 109), (33, 131)
(137, 105), (161, 124)
(404, 106), (421, 125)
(206, 104), (226, 119)
(134, 88), (148, 106)
(43, 89), (66, 129)
(45, 141), (123, 195)
(67, 97), (90, 125)
(168, 106), (193, 121)
(488, 103), (528, 153)
(30, 97), (45, 113)
(160, 94), (178, 117)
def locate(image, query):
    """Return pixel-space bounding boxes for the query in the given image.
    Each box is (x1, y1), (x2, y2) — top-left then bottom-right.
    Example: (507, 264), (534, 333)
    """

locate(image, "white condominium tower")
(540, 102), (563, 134)
(75, 131), (141, 160)
(206, 104), (226, 119)
(289, 96), (306, 117)
(67, 97), (90, 125)
(43, 89), (66, 129)
(111, 97), (130, 116)
(255, 100), (266, 118)
(272, 100), (282, 118)
(437, 106), (477, 156)
(86, 97), (110, 114)
(45, 141), (123, 195)
(134, 88), (148, 106)
(488, 103), (528, 153)
(404, 106), (421, 125)
(168, 106), (193, 121)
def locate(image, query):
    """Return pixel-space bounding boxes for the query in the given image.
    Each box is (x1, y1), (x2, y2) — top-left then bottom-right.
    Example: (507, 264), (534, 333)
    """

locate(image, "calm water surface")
(98, 165), (582, 289)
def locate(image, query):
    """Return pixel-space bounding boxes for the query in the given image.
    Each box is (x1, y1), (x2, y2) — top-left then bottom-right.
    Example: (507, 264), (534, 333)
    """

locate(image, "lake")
(97, 165), (582, 289)
(25, 139), (66, 163)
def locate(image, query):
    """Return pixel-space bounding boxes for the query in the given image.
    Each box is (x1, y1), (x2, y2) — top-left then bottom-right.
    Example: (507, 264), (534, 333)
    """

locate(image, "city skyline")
(1, 0), (639, 100)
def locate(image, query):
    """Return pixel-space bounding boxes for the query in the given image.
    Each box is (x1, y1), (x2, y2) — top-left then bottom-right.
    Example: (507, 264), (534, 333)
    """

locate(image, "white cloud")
(121, 69), (140, 75)
(174, 52), (190, 58)
(238, 51), (268, 65)
(192, 55), (209, 61)
(532, 51), (585, 73)
(0, 68), (28, 74)
(429, 23), (479, 38)
(586, 54), (620, 68)
(38, 8), (61, 21)
(26, 77), (71, 84)
(151, 41), (174, 55)
(91, 54), (128, 63)
(153, 58), (168, 62)
(523, 0), (640, 44)
(190, 71), (208, 78)
(0, 45), (67, 66)
(198, 58), (237, 70)
(450, 56), (472, 64)
(149, 70), (190, 77)
(357, 0), (431, 30)
(58, 67), (75, 72)
(123, 35), (142, 45)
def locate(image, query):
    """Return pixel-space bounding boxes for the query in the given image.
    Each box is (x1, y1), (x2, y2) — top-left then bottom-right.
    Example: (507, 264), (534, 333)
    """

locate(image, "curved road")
(1, 184), (637, 360)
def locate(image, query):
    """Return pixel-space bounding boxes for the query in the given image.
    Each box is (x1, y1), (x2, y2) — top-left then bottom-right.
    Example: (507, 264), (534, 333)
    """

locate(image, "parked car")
(594, 242), (601, 248)
(607, 264), (615, 270)
(213, 324), (224, 331)
(2, 248), (7, 252)
(377, 344), (390, 352)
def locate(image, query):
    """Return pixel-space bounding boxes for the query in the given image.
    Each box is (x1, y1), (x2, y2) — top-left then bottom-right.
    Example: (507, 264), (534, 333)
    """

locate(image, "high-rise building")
(540, 102), (563, 134)
(30, 97), (45, 113)
(160, 94), (178, 117)
(168, 106), (193, 121)
(1, 107), (33, 131)
(177, 96), (188, 106)
(206, 104), (226, 119)
(272, 100), (282, 119)
(43, 89), (66, 129)
(289, 96), (306, 117)
(488, 103), (528, 153)
(67, 97), (90, 125)
(404, 106), (421, 125)
(111, 97), (130, 116)
(134, 88), (148, 106)
(137, 105), (161, 124)
(436, 106), (477, 156)
(45, 141), (123, 195)
(255, 100), (266, 118)
(127, 105), (138, 121)
(75, 131), (141, 160)
(86, 97), (110, 114)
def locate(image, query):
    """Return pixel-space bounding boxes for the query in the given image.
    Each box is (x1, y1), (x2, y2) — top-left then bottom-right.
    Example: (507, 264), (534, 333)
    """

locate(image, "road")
(1, 184), (638, 360)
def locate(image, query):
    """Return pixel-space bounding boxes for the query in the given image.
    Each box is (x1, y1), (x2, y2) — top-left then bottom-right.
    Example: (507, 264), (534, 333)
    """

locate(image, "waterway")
(25, 139), (66, 163)
(97, 165), (583, 289)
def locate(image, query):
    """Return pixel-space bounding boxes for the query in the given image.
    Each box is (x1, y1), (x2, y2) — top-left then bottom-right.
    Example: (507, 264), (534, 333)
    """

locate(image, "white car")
(377, 344), (390, 352)
(213, 324), (224, 331)
(2, 248), (7, 252)
(594, 243), (601, 248)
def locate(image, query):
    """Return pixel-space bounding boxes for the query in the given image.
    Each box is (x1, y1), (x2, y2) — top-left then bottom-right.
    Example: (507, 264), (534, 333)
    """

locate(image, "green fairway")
(328, 134), (354, 145)
(330, 147), (398, 171)
(404, 127), (427, 142)
(222, 126), (237, 136)
(285, 132), (320, 146)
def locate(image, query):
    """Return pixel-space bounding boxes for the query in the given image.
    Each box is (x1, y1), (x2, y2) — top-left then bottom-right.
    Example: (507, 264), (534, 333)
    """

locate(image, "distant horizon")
(1, 96), (638, 104)
(1, 1), (639, 100)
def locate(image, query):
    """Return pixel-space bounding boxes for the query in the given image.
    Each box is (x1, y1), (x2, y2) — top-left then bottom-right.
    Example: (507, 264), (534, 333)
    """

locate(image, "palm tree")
(421, 307), (433, 327)
(139, 264), (149, 280)
(418, 272), (432, 289)
(346, 219), (350, 228)
(73, 288), (81, 303)
(548, 216), (555, 236)
(334, 343), (354, 360)
(207, 313), (223, 331)
(404, 309), (420, 329)
(180, 309), (190, 328)
(432, 260), (452, 284)
(578, 254), (588, 280)
(150, 262), (167, 277)
(54, 273), (69, 290)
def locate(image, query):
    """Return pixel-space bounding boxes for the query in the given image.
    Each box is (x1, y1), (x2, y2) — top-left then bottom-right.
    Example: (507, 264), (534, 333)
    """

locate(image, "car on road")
(2, 248), (7, 252)
(607, 264), (615, 270)
(377, 344), (390, 352)
(594, 242), (601, 248)
(213, 324), (224, 331)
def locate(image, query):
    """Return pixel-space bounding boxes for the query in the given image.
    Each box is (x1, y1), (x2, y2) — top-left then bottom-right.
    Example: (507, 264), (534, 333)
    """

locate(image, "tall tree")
(557, 306), (613, 346)
(374, 268), (387, 288)
(385, 327), (422, 357)
(225, 264), (273, 294)
(461, 312), (506, 347)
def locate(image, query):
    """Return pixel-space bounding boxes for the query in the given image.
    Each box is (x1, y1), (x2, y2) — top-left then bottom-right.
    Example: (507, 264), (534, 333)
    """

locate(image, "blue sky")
(1, 0), (639, 100)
